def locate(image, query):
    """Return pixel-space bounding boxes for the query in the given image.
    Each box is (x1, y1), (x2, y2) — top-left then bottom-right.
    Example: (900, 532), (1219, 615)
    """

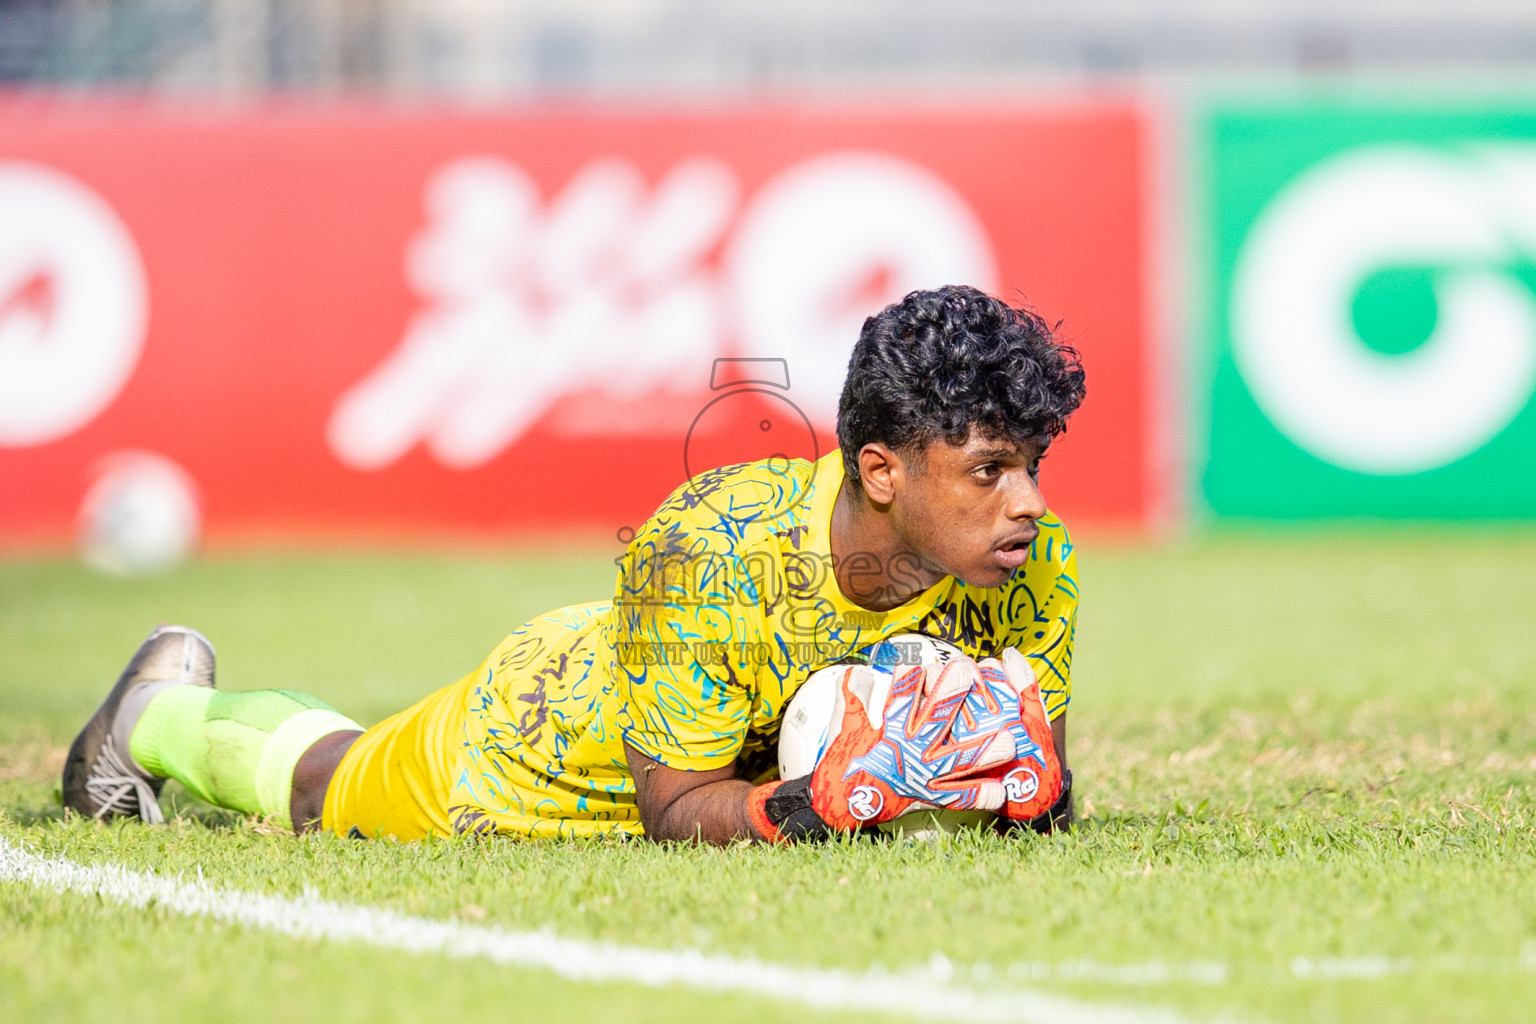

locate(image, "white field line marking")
(1004, 951), (1536, 986)
(0, 837), (1196, 1024)
(1002, 960), (1231, 986)
(1287, 951), (1536, 981)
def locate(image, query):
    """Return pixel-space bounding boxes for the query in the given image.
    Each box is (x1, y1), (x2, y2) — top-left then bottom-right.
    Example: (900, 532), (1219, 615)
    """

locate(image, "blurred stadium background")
(7, 0), (1536, 94)
(6, 0), (1536, 555)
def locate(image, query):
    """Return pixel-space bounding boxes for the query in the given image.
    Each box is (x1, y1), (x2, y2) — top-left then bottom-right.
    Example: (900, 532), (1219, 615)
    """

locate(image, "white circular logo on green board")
(1231, 145), (1536, 475)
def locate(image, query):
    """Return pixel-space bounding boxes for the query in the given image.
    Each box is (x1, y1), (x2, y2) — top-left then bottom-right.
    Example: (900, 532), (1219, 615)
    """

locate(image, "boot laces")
(83, 734), (164, 825)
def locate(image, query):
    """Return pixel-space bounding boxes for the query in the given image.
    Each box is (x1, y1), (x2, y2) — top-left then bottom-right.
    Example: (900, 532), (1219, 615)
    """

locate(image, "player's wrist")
(1017, 768), (1073, 834)
(748, 776), (832, 843)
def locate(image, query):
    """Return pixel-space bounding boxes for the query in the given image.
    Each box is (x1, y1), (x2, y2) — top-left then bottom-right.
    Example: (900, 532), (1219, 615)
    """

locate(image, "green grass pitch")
(3, 533), (1535, 1023)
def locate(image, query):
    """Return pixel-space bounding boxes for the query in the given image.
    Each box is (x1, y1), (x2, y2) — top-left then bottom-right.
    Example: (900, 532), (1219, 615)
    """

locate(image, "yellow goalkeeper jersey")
(327, 451), (1078, 840)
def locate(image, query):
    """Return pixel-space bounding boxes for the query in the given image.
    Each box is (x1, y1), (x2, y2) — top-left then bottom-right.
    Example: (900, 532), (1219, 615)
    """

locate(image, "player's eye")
(972, 463), (1000, 482)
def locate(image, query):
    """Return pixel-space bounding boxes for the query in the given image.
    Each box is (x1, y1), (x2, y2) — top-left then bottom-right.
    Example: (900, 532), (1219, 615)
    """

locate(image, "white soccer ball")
(77, 451), (201, 576)
(778, 632), (1000, 839)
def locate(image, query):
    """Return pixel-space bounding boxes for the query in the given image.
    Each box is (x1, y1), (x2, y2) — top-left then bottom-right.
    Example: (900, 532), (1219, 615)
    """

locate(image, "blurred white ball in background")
(77, 451), (201, 576)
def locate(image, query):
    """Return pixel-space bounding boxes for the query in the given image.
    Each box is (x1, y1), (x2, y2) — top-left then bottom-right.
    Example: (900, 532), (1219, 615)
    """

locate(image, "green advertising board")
(1203, 104), (1536, 518)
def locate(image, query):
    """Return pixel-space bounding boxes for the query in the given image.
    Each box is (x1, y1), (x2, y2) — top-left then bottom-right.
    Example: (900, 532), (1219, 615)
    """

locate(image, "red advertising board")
(0, 100), (1151, 544)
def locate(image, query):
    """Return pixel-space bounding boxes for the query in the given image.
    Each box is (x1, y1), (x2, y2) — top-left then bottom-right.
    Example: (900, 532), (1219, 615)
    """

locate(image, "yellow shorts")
(320, 669), (475, 840)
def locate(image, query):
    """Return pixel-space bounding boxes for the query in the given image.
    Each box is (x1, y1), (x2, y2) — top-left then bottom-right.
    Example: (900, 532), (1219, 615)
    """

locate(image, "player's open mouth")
(992, 533), (1037, 570)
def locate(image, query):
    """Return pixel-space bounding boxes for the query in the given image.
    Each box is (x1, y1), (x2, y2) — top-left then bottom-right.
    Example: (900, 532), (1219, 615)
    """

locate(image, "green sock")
(128, 687), (361, 829)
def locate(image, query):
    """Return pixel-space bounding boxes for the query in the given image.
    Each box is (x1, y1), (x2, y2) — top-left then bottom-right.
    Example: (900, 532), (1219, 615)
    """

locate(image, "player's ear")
(857, 443), (901, 505)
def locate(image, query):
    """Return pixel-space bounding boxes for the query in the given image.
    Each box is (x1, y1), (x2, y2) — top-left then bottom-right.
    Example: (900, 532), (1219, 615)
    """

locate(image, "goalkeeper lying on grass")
(63, 285), (1085, 845)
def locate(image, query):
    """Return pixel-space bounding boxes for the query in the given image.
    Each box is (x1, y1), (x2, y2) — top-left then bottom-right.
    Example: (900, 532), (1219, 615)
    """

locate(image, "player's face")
(892, 432), (1051, 589)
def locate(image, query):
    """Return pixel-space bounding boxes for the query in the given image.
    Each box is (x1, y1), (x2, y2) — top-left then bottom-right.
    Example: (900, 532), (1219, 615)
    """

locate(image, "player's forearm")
(1035, 713), (1073, 833)
(645, 777), (760, 844)
(624, 741), (763, 844)
(1050, 713), (1067, 775)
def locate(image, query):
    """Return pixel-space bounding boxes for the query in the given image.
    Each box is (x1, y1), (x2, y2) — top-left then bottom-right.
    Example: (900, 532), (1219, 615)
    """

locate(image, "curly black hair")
(836, 285), (1086, 484)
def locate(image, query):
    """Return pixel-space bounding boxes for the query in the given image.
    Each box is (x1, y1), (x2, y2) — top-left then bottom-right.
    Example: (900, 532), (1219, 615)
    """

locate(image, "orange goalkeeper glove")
(749, 656), (1029, 841)
(970, 648), (1063, 822)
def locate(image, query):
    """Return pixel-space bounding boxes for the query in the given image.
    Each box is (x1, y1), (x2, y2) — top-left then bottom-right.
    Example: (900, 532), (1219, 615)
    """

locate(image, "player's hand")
(862, 646), (1063, 819)
(964, 647), (1063, 822)
(750, 659), (1005, 839)
(813, 657), (1029, 830)
(747, 652), (1060, 841)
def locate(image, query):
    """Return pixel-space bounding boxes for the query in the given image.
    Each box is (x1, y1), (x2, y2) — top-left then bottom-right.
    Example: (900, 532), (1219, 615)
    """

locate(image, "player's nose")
(1004, 472), (1048, 522)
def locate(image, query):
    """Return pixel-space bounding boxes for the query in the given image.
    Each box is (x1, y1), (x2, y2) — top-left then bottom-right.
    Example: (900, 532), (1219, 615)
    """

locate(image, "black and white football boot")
(61, 625), (216, 823)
